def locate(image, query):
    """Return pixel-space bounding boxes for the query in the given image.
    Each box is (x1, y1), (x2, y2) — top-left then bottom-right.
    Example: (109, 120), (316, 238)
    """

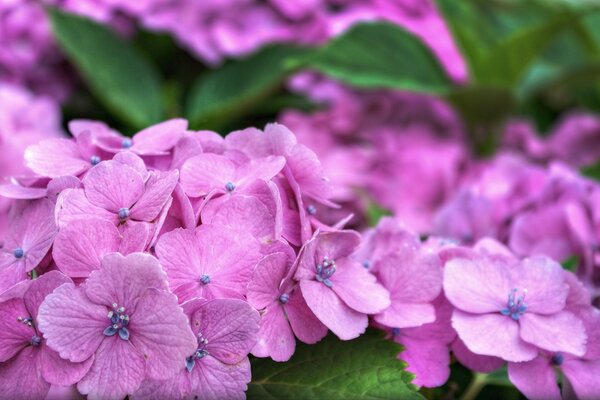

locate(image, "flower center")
(103, 303), (130, 341)
(391, 327), (401, 337)
(118, 208), (130, 221)
(552, 352), (564, 366)
(121, 138), (133, 149)
(316, 256), (336, 288)
(362, 260), (371, 269)
(279, 293), (289, 304)
(225, 182), (235, 192)
(17, 316), (33, 327)
(30, 335), (41, 347)
(500, 288), (528, 320)
(90, 156), (101, 166)
(13, 248), (24, 259)
(306, 204), (317, 215)
(199, 274), (211, 285)
(186, 332), (209, 373)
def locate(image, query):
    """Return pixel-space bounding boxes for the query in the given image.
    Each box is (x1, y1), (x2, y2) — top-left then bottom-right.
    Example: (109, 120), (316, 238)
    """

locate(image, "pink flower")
(155, 225), (261, 302)
(294, 230), (390, 340)
(38, 253), (197, 399)
(0, 271), (93, 399)
(0, 198), (56, 293)
(444, 254), (587, 362)
(247, 252), (328, 361)
(132, 298), (260, 400)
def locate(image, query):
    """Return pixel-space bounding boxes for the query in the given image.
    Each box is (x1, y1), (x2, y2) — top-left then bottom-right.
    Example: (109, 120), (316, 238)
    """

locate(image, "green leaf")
(582, 161), (600, 181)
(48, 9), (163, 129)
(185, 45), (310, 130)
(299, 22), (452, 94)
(561, 255), (580, 273)
(367, 203), (392, 227)
(247, 330), (422, 400)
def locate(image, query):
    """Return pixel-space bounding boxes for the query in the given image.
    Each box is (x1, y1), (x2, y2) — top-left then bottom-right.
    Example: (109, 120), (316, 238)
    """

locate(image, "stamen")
(500, 288), (528, 320)
(200, 274), (211, 285)
(315, 256), (336, 288)
(391, 328), (401, 337)
(552, 353), (564, 366)
(279, 293), (289, 304)
(30, 335), (41, 347)
(13, 248), (24, 259)
(121, 138), (133, 149)
(118, 208), (130, 221)
(103, 303), (130, 340)
(306, 205), (317, 215)
(362, 260), (371, 269)
(90, 156), (101, 166)
(225, 182), (235, 192)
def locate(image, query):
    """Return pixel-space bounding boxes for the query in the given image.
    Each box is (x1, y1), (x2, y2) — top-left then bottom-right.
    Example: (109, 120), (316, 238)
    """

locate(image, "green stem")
(460, 373), (488, 400)
(31, 269), (38, 280)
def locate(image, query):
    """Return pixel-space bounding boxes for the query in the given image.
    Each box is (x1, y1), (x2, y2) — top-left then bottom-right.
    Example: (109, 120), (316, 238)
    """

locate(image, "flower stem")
(460, 373), (487, 400)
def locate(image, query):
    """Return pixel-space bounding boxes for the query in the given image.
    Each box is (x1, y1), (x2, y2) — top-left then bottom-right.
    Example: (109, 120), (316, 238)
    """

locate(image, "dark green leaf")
(583, 161), (600, 181)
(48, 8), (163, 129)
(299, 22), (452, 94)
(561, 256), (580, 273)
(367, 203), (392, 227)
(185, 45), (311, 130)
(248, 330), (422, 400)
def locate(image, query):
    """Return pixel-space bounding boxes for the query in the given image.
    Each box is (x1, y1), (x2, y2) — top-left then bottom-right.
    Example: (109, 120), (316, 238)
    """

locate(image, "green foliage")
(49, 9), (163, 130)
(186, 45), (310, 130)
(561, 256), (580, 273)
(299, 22), (452, 94)
(247, 330), (422, 400)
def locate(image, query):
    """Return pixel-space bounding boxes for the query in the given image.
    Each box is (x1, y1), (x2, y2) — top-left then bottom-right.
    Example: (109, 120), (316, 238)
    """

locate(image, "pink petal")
(132, 119), (187, 154)
(451, 339), (504, 373)
(83, 161), (144, 212)
(189, 356), (250, 400)
(0, 347), (50, 399)
(331, 260), (390, 314)
(180, 154), (235, 197)
(300, 280), (367, 340)
(235, 156), (286, 186)
(375, 302), (436, 329)
(186, 298), (260, 365)
(286, 288), (328, 344)
(0, 183), (47, 200)
(112, 152), (149, 181)
(519, 312), (586, 357)
(84, 253), (168, 311)
(25, 138), (89, 178)
(562, 358), (600, 400)
(400, 336), (450, 388)
(37, 283), (106, 363)
(252, 303), (295, 362)
(77, 337), (146, 399)
(315, 230), (361, 263)
(24, 270), (71, 323)
(507, 357), (561, 400)
(53, 219), (120, 278)
(119, 222), (150, 254)
(130, 170), (179, 222)
(40, 347), (93, 386)
(443, 257), (511, 314)
(0, 298), (31, 362)
(128, 289), (196, 380)
(452, 310), (538, 362)
(516, 257), (569, 314)
(247, 252), (289, 310)
(55, 189), (115, 228)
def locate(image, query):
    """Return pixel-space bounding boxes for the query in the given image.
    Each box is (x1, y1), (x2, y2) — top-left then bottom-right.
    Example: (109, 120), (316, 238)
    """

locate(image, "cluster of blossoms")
(0, 119), (397, 399)
(0, 0), (465, 100)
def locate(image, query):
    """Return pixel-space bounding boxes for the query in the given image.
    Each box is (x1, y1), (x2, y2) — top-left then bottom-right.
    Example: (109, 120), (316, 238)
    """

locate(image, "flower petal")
(519, 311), (586, 357)
(40, 347), (94, 386)
(83, 160), (145, 212)
(507, 357), (561, 400)
(0, 347), (50, 400)
(331, 260), (390, 314)
(189, 356), (251, 400)
(286, 288), (328, 344)
(251, 303), (295, 362)
(0, 298), (32, 362)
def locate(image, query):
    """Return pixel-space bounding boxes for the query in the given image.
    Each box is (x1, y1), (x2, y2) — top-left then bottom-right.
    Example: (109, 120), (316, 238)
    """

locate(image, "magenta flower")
(180, 152), (285, 198)
(0, 198), (56, 293)
(53, 218), (147, 278)
(38, 253), (197, 399)
(444, 254), (587, 362)
(247, 252), (328, 362)
(0, 271), (93, 399)
(294, 231), (390, 340)
(132, 298), (260, 400)
(155, 224), (262, 302)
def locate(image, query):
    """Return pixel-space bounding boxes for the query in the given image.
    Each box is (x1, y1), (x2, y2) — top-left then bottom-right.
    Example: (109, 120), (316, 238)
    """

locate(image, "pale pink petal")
(452, 310), (538, 362)
(0, 347), (50, 400)
(46, 176), (81, 199)
(400, 336), (450, 388)
(235, 156), (286, 186)
(247, 252), (289, 310)
(24, 270), (71, 322)
(444, 258), (511, 314)
(132, 119), (187, 154)
(180, 154), (235, 197)
(300, 280), (367, 340)
(83, 161), (145, 212)
(0, 183), (47, 200)
(130, 375), (188, 400)
(562, 358), (600, 400)
(189, 356), (250, 400)
(187, 298), (260, 365)
(53, 219), (120, 278)
(40, 347), (94, 386)
(0, 298), (32, 362)
(25, 138), (89, 178)
(519, 312), (586, 357)
(37, 283), (107, 363)
(119, 222), (150, 254)
(451, 339), (504, 373)
(55, 189), (115, 228)
(130, 170), (179, 221)
(84, 253), (168, 311)
(375, 302), (436, 329)
(112, 152), (149, 181)
(252, 303), (295, 362)
(331, 260), (390, 314)
(77, 337), (146, 400)
(285, 288), (329, 344)
(507, 357), (561, 400)
(516, 257), (569, 314)
(315, 230), (361, 263)
(128, 289), (196, 380)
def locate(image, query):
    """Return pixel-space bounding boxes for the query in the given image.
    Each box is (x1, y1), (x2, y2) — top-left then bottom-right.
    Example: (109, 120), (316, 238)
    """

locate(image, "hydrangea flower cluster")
(0, 119), (396, 399)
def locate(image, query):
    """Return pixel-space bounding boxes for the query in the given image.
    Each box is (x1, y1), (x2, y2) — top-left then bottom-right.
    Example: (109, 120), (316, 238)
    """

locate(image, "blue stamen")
(13, 248), (24, 259)
(279, 293), (289, 304)
(121, 138), (133, 149)
(225, 182), (235, 192)
(315, 256), (336, 287)
(90, 156), (101, 166)
(103, 304), (130, 340)
(200, 274), (211, 285)
(500, 288), (528, 320)
(391, 328), (401, 337)
(362, 260), (371, 269)
(30, 335), (42, 347)
(118, 208), (130, 221)
(186, 333), (210, 373)
(118, 327), (130, 341)
(552, 353), (564, 366)
(307, 205), (317, 215)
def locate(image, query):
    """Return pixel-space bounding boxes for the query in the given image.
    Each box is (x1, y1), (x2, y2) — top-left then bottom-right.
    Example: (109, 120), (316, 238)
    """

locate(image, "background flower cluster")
(2, 1), (600, 399)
